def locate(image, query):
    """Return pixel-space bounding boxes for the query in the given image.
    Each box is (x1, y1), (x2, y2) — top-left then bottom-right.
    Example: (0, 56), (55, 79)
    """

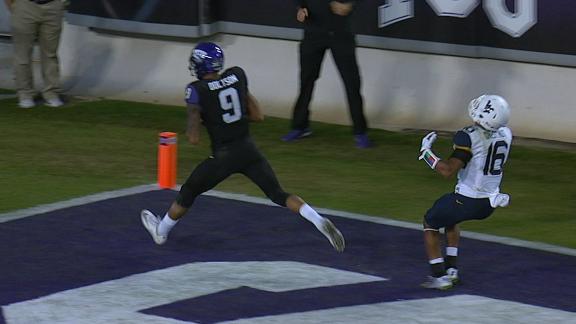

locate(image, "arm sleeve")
(184, 84), (199, 106)
(450, 130), (473, 164)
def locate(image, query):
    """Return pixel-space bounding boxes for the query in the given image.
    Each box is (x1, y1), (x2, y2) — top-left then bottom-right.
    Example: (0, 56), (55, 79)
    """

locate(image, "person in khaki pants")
(5, 0), (65, 108)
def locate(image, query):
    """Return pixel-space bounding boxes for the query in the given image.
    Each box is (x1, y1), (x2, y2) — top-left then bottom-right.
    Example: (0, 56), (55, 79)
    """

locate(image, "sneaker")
(318, 218), (345, 252)
(354, 134), (373, 148)
(141, 209), (167, 245)
(18, 98), (35, 108)
(446, 267), (459, 284)
(44, 97), (64, 108)
(421, 275), (453, 290)
(281, 129), (312, 142)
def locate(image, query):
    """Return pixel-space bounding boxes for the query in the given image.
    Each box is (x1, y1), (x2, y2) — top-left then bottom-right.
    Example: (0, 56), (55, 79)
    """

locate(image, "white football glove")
(420, 132), (437, 152)
(418, 131), (440, 169)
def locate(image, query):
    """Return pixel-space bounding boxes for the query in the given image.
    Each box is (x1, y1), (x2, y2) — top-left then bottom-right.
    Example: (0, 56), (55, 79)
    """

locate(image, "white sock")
(157, 213), (178, 236)
(429, 257), (444, 265)
(299, 204), (324, 228)
(446, 247), (458, 256)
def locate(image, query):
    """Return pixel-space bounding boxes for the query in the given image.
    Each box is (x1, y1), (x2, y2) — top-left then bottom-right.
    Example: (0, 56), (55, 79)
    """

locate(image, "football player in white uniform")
(418, 94), (512, 290)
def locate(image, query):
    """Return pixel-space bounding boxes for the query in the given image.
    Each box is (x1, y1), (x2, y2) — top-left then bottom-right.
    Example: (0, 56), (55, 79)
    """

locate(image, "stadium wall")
(0, 12), (575, 142)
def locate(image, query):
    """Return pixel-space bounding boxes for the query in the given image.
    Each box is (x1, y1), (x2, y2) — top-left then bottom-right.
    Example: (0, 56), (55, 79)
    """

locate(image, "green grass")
(1, 97), (575, 248)
(0, 88), (16, 95)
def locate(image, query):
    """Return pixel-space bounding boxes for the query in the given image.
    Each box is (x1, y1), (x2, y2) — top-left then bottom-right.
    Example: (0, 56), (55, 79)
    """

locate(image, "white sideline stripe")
(1, 184), (575, 257)
(0, 184), (160, 223)
(202, 189), (576, 257)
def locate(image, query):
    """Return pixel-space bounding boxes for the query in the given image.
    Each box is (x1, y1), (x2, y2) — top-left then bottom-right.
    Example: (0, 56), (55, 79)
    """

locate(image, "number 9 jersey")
(452, 125), (513, 199)
(185, 66), (250, 148)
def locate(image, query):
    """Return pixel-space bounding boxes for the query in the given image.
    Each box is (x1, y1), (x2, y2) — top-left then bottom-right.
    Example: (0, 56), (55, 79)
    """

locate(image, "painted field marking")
(1, 184), (575, 257)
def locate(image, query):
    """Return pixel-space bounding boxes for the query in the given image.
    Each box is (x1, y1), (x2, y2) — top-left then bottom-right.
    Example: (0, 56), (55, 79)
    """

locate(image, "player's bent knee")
(423, 219), (440, 232)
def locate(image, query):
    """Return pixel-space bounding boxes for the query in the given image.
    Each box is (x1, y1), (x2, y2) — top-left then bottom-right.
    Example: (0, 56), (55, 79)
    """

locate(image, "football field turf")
(0, 95), (575, 249)
(1, 186), (575, 323)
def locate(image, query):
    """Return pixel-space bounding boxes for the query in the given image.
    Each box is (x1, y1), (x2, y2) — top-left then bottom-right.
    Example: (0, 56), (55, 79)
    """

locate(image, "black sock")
(430, 262), (446, 278)
(445, 255), (458, 269)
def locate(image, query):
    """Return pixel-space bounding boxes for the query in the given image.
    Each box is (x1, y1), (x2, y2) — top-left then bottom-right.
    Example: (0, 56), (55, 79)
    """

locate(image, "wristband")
(419, 149), (440, 169)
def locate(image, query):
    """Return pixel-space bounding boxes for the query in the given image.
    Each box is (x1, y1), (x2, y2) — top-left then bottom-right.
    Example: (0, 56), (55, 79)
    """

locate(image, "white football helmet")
(467, 94), (510, 131)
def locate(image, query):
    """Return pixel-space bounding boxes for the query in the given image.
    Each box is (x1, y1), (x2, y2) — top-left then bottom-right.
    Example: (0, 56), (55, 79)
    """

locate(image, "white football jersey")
(454, 125), (513, 199)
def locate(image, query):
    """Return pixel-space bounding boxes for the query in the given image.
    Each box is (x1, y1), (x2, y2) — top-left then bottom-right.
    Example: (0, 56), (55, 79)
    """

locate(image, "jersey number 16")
(483, 140), (508, 175)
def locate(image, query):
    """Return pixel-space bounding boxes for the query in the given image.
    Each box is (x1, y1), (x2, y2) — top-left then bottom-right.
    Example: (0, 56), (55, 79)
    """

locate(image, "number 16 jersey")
(452, 125), (513, 199)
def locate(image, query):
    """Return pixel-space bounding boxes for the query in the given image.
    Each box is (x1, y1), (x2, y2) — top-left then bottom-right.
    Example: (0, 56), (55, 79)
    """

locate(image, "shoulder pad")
(453, 130), (472, 149)
(497, 127), (513, 141)
(227, 66), (246, 80)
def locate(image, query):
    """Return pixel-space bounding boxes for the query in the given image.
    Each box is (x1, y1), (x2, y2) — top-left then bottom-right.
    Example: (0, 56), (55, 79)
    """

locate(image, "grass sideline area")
(0, 88), (15, 94)
(1, 96), (575, 248)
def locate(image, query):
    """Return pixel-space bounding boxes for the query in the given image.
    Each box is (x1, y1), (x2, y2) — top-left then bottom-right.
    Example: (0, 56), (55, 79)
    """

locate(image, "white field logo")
(3, 261), (575, 323)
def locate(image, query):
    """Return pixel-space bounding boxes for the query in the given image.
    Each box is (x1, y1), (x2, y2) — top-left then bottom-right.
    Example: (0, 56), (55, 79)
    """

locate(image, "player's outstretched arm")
(434, 158), (464, 178)
(186, 104), (201, 145)
(246, 92), (264, 122)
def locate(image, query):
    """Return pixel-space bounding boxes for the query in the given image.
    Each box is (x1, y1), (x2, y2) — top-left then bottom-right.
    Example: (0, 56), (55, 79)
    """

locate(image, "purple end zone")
(0, 190), (575, 323)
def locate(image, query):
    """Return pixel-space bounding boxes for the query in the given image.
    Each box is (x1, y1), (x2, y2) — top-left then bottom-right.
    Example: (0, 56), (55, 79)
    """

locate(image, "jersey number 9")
(218, 88), (242, 124)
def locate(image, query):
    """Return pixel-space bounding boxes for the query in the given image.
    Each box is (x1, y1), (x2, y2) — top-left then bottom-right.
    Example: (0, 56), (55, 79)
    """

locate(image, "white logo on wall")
(378, 0), (537, 38)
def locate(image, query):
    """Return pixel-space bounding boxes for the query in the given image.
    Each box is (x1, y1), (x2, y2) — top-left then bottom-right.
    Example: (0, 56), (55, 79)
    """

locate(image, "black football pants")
(291, 33), (367, 135)
(176, 138), (290, 208)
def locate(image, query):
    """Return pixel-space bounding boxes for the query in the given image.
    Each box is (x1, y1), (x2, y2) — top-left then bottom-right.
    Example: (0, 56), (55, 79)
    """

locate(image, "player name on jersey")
(208, 74), (240, 91)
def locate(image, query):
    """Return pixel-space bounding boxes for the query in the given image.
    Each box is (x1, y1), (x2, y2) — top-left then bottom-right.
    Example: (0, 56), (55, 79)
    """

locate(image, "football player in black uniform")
(141, 42), (345, 252)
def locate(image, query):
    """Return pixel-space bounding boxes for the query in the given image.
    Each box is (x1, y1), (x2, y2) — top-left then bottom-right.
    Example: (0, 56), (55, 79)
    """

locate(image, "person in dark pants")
(282, 0), (371, 148)
(141, 42), (345, 253)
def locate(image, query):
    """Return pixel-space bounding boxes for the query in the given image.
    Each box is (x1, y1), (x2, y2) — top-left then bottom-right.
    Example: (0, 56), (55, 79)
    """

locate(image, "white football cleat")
(446, 267), (460, 284)
(318, 218), (345, 252)
(141, 209), (167, 245)
(421, 275), (453, 290)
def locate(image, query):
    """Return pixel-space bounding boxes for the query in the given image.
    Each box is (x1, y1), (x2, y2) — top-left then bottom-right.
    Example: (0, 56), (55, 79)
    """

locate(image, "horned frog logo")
(192, 49), (208, 63)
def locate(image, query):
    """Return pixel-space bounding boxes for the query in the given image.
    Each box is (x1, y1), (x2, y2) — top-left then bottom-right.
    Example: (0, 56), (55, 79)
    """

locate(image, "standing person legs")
(421, 193), (494, 289)
(11, 0), (40, 107)
(38, 0), (64, 105)
(330, 36), (368, 139)
(421, 224), (453, 290)
(283, 37), (327, 141)
(421, 193), (458, 289)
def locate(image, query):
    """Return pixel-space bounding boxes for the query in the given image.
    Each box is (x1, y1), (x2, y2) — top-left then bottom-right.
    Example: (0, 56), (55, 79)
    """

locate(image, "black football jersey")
(185, 67), (250, 148)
